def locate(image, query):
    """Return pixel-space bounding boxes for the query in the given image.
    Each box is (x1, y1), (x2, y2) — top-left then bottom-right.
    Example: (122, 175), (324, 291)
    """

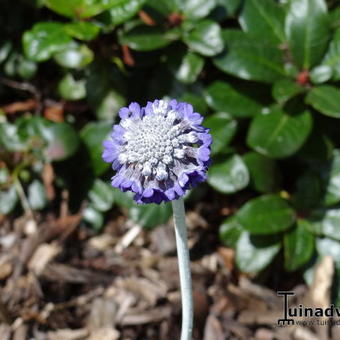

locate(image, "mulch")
(0, 205), (338, 340)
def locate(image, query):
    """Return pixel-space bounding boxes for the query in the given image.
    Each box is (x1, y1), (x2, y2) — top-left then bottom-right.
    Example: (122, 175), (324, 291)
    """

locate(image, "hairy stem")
(172, 198), (193, 340)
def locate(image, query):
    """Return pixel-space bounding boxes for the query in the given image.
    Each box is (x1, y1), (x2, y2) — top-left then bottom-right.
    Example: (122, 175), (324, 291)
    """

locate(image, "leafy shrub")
(1, 0), (340, 303)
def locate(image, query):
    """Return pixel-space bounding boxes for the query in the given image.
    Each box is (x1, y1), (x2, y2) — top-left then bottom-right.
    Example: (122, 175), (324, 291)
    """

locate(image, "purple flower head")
(102, 99), (212, 204)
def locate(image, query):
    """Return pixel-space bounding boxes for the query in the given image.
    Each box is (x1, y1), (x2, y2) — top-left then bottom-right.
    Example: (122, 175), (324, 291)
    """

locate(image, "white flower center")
(119, 102), (197, 181)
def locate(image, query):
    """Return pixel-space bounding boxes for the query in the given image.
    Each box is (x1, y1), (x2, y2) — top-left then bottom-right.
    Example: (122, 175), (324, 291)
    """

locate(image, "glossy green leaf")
(119, 26), (179, 51)
(0, 168), (9, 185)
(182, 0), (216, 19)
(310, 65), (332, 84)
(175, 52), (204, 84)
(80, 122), (112, 176)
(204, 80), (262, 117)
(183, 20), (224, 57)
(306, 85), (340, 118)
(88, 179), (114, 212)
(45, 123), (80, 161)
(0, 123), (25, 152)
(236, 194), (295, 234)
(129, 203), (172, 228)
(104, 0), (146, 26)
(205, 112), (237, 155)
(213, 29), (285, 83)
(320, 149), (340, 206)
(83, 205), (104, 230)
(285, 0), (329, 69)
(208, 155), (249, 193)
(180, 93), (208, 114)
(86, 63), (126, 121)
(0, 187), (18, 215)
(293, 171), (322, 211)
(23, 22), (72, 62)
(272, 79), (304, 103)
(284, 220), (315, 271)
(44, 0), (119, 18)
(311, 209), (340, 241)
(236, 231), (281, 273)
(239, 0), (285, 44)
(243, 152), (280, 193)
(219, 216), (243, 248)
(0, 41), (12, 64)
(64, 21), (100, 41)
(28, 180), (47, 210)
(321, 29), (340, 80)
(17, 56), (37, 80)
(54, 44), (94, 69)
(316, 237), (340, 265)
(58, 74), (86, 101)
(247, 108), (312, 158)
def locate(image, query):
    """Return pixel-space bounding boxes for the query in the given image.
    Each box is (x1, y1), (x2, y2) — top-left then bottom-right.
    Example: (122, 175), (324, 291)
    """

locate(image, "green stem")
(172, 198), (193, 340)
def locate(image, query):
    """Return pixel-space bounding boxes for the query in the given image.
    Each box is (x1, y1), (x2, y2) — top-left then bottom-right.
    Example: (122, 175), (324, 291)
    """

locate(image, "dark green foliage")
(1, 0), (340, 298)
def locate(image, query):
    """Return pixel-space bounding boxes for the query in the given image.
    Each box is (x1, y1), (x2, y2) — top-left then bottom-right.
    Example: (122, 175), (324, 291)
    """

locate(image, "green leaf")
(44, 0), (120, 18)
(208, 155), (249, 194)
(83, 205), (104, 230)
(58, 73), (86, 101)
(219, 216), (243, 248)
(80, 122), (112, 176)
(284, 220), (315, 271)
(183, 20), (224, 57)
(182, 0), (216, 20)
(239, 0), (285, 44)
(23, 22), (72, 62)
(54, 44), (94, 69)
(0, 123), (25, 152)
(129, 203), (172, 228)
(236, 231), (281, 273)
(180, 93), (208, 114)
(247, 107), (312, 158)
(104, 0), (146, 26)
(0, 41), (12, 64)
(204, 80), (262, 118)
(310, 65), (332, 84)
(213, 29), (285, 83)
(321, 29), (340, 80)
(306, 85), (340, 118)
(316, 237), (340, 266)
(119, 26), (179, 51)
(17, 56), (37, 80)
(112, 187), (135, 208)
(0, 187), (18, 215)
(0, 168), (9, 185)
(236, 194), (295, 235)
(204, 112), (237, 155)
(86, 63), (126, 121)
(285, 0), (329, 69)
(320, 149), (340, 206)
(272, 79), (304, 103)
(45, 123), (80, 161)
(243, 152), (280, 193)
(310, 209), (340, 241)
(28, 180), (47, 210)
(293, 171), (322, 211)
(88, 179), (114, 212)
(64, 21), (100, 41)
(175, 52), (204, 84)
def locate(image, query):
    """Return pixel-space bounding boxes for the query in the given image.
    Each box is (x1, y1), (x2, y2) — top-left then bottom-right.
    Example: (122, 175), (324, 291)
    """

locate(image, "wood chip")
(120, 306), (172, 326)
(88, 328), (120, 340)
(203, 315), (224, 340)
(47, 328), (88, 340)
(28, 243), (61, 276)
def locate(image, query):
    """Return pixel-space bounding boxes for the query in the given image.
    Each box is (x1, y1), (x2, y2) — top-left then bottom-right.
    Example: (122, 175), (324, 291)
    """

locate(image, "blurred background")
(1, 0), (340, 339)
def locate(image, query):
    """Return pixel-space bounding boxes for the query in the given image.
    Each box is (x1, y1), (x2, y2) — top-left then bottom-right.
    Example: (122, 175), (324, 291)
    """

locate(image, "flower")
(102, 99), (212, 204)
